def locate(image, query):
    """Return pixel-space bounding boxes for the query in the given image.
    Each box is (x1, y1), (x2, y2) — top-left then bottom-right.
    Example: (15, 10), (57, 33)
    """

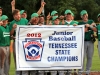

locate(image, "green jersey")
(96, 24), (100, 41)
(64, 20), (78, 25)
(9, 18), (28, 36)
(78, 20), (94, 41)
(0, 25), (10, 46)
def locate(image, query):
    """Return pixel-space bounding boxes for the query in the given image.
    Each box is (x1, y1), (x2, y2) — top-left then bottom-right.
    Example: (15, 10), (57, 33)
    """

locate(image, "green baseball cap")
(31, 13), (39, 19)
(52, 16), (59, 21)
(80, 10), (87, 16)
(72, 13), (74, 16)
(20, 10), (25, 15)
(97, 14), (100, 18)
(0, 6), (2, 9)
(51, 10), (58, 16)
(1, 15), (8, 21)
(64, 9), (72, 15)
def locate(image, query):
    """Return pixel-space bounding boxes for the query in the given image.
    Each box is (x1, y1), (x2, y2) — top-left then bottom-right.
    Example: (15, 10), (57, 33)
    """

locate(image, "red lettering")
(38, 33), (41, 37)
(27, 33), (41, 37)
(27, 33), (31, 37)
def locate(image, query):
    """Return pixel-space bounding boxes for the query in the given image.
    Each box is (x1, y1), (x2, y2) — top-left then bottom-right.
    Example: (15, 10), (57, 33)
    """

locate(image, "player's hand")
(85, 27), (88, 32)
(91, 23), (96, 27)
(47, 12), (51, 20)
(85, 24), (90, 27)
(13, 23), (17, 29)
(38, 24), (42, 26)
(73, 24), (78, 26)
(59, 15), (64, 20)
(49, 21), (52, 25)
(62, 20), (65, 25)
(41, 2), (46, 7)
(11, 0), (15, 6)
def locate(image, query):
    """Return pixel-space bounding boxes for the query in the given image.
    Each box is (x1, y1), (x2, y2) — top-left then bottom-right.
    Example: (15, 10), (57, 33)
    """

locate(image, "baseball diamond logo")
(22, 38), (45, 61)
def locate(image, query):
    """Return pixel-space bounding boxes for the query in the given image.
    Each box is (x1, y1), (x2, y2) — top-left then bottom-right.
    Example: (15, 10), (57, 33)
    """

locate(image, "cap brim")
(53, 17), (59, 21)
(0, 7), (3, 9)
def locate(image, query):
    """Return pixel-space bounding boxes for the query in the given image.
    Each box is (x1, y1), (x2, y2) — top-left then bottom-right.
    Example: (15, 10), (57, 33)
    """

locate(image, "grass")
(9, 40), (100, 75)
(91, 39), (100, 71)
(9, 53), (15, 75)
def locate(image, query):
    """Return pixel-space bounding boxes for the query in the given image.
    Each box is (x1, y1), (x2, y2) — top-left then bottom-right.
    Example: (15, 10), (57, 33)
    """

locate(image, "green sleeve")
(9, 21), (14, 31)
(0, 27), (2, 41)
(74, 21), (79, 24)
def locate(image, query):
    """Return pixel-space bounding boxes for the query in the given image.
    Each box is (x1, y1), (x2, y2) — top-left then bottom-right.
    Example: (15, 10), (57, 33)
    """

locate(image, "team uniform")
(9, 18), (28, 75)
(0, 25), (10, 75)
(78, 20), (94, 75)
(64, 20), (78, 25)
(96, 14), (100, 58)
(96, 24), (100, 57)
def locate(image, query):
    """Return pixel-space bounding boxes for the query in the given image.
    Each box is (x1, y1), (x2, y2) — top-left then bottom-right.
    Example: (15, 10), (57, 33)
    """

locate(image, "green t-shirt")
(64, 20), (78, 25)
(9, 18), (28, 36)
(78, 20), (94, 41)
(96, 24), (100, 41)
(0, 25), (10, 46)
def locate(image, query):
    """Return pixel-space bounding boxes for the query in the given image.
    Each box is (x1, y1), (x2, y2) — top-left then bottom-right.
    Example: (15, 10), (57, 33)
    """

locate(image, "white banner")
(16, 25), (84, 70)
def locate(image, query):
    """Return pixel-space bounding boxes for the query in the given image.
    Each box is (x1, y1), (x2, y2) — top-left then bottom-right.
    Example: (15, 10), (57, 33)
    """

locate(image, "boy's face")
(31, 17), (39, 25)
(13, 12), (21, 21)
(21, 12), (27, 18)
(54, 18), (60, 25)
(39, 16), (44, 23)
(65, 13), (72, 21)
(98, 17), (100, 22)
(2, 20), (8, 27)
(0, 9), (2, 16)
(81, 14), (88, 21)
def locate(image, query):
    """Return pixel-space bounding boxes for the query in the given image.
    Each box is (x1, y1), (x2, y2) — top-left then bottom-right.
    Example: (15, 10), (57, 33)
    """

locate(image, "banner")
(16, 25), (84, 70)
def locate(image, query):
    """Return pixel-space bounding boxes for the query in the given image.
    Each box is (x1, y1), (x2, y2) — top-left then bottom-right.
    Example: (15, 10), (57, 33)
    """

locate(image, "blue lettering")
(49, 36), (53, 41)
(47, 56), (78, 62)
(55, 50), (70, 55)
(55, 50), (58, 55)
(47, 56), (50, 62)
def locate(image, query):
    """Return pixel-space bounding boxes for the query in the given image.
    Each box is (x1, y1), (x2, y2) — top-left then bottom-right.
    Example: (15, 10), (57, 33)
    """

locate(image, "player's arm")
(46, 12), (52, 25)
(85, 24), (97, 32)
(10, 24), (17, 36)
(11, 0), (15, 13)
(37, 2), (46, 15)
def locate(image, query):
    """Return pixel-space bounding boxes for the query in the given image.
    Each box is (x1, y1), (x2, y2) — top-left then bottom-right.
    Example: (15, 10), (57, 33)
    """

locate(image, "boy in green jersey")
(64, 9), (78, 25)
(9, 9), (28, 75)
(78, 10), (97, 75)
(0, 15), (10, 75)
(95, 14), (100, 58)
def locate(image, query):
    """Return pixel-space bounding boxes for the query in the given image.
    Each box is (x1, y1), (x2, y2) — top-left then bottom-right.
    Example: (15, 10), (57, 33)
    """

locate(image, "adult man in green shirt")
(9, 9), (28, 75)
(0, 15), (10, 75)
(78, 10), (97, 75)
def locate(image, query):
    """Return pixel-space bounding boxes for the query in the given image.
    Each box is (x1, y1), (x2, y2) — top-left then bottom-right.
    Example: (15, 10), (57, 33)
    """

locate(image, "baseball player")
(28, 12), (45, 75)
(95, 14), (100, 58)
(9, 9), (28, 75)
(78, 10), (97, 75)
(49, 16), (65, 75)
(0, 15), (10, 75)
(64, 9), (78, 25)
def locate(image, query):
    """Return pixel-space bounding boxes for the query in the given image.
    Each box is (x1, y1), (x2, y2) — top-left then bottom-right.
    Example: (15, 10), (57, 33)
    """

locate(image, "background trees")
(0, 0), (100, 22)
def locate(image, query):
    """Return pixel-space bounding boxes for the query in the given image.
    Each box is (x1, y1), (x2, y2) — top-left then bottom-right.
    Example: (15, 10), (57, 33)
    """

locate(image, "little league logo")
(22, 38), (44, 61)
